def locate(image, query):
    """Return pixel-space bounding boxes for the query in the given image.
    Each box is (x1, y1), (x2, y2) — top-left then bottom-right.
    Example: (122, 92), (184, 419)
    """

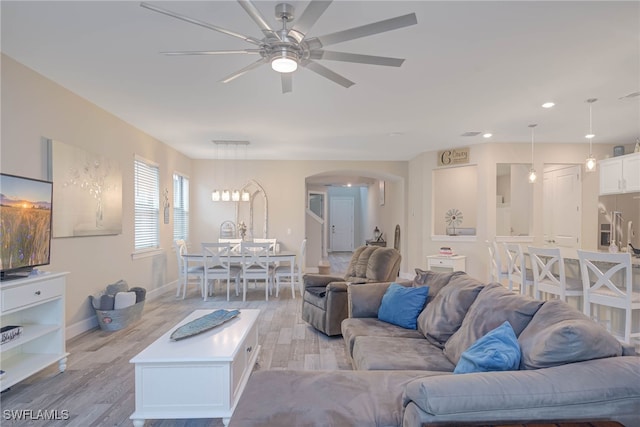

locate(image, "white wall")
(1, 55), (192, 335)
(4, 53), (632, 338)
(407, 142), (627, 281)
(189, 160), (408, 272)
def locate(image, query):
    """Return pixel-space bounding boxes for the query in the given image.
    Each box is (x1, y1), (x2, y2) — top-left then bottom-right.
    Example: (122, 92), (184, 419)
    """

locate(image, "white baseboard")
(65, 281), (177, 340)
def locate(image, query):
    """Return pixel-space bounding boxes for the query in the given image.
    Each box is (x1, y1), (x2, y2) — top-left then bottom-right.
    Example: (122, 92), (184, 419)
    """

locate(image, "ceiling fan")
(140, 1), (418, 93)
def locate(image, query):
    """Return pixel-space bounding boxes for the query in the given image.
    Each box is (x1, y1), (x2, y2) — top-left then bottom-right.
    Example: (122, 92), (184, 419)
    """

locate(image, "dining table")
(182, 250), (297, 301)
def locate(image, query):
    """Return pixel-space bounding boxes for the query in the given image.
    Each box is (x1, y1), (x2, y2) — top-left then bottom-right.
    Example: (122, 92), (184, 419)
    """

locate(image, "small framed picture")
(379, 180), (385, 206)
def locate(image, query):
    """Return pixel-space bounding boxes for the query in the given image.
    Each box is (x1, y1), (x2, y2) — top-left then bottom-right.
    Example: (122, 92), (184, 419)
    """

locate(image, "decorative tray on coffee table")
(170, 309), (240, 341)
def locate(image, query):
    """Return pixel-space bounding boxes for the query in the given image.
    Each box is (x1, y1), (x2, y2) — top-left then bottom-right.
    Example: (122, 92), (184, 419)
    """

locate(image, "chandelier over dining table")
(211, 140), (251, 202)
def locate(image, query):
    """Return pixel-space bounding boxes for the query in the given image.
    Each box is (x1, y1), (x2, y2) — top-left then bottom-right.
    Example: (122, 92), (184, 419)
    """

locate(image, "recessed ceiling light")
(483, 133), (492, 138)
(389, 132), (404, 137)
(542, 102), (555, 108)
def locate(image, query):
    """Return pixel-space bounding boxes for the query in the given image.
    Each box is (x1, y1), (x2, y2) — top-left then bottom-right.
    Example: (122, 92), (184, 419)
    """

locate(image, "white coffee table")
(130, 309), (260, 427)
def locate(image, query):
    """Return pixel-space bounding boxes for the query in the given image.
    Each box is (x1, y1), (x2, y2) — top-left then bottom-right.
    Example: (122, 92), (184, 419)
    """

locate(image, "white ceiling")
(2, 1), (639, 161)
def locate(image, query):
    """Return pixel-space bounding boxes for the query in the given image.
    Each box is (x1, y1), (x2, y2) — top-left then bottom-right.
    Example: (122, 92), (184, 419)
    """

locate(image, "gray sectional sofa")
(230, 270), (640, 427)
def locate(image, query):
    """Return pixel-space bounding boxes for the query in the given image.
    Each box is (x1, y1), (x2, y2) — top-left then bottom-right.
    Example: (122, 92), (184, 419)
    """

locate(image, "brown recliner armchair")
(302, 246), (401, 336)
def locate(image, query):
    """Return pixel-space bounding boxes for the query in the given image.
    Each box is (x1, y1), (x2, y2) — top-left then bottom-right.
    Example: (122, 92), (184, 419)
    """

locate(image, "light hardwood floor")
(0, 253), (353, 427)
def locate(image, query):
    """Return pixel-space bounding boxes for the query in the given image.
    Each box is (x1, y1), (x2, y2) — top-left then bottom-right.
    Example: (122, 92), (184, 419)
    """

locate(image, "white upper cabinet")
(599, 152), (640, 195)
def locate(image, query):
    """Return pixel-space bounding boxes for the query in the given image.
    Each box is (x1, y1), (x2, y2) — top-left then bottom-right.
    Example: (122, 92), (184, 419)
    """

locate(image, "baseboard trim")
(65, 281), (177, 339)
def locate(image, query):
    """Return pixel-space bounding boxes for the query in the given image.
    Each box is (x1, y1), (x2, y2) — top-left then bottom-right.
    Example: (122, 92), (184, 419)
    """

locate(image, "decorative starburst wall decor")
(445, 208), (463, 235)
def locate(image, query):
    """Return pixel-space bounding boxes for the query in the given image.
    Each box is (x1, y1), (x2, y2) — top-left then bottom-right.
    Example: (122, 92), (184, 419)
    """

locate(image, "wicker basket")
(94, 300), (145, 331)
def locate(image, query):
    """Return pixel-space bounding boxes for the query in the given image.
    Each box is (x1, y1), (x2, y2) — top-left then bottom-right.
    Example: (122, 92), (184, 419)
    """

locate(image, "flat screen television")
(0, 173), (53, 281)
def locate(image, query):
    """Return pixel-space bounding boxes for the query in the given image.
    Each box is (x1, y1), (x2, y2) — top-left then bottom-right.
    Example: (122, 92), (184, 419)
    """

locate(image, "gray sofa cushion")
(352, 336), (456, 372)
(229, 369), (448, 427)
(342, 318), (423, 359)
(444, 283), (544, 365)
(518, 299), (623, 370)
(402, 356), (640, 425)
(417, 273), (485, 348)
(413, 269), (464, 303)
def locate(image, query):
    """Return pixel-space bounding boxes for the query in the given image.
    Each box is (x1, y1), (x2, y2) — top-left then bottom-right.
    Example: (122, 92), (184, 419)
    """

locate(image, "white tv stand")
(0, 272), (68, 391)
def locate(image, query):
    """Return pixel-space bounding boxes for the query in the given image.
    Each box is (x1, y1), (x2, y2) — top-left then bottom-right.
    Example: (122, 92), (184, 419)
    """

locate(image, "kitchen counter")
(554, 247), (640, 268)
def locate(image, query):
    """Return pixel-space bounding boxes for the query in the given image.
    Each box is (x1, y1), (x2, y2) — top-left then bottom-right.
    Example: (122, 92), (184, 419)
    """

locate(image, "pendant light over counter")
(528, 124), (537, 184)
(585, 98), (597, 172)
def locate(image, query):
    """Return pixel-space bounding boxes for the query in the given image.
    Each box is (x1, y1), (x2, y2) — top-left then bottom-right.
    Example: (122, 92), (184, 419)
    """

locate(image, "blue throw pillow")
(378, 283), (429, 329)
(454, 320), (521, 374)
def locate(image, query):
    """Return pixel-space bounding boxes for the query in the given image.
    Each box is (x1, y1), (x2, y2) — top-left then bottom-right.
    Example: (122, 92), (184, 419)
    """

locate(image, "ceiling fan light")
(271, 51), (298, 73)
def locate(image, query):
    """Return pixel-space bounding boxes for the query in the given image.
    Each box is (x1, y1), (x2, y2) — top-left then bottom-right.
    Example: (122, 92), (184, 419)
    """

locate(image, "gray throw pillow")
(416, 273), (485, 348)
(444, 283), (543, 365)
(518, 299), (622, 370)
(413, 269), (463, 303)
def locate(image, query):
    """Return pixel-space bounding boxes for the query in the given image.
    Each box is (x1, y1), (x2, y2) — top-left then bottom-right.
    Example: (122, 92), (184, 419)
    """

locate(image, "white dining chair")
(218, 238), (242, 252)
(253, 238), (278, 252)
(487, 240), (508, 287)
(202, 242), (241, 301)
(240, 241), (272, 301)
(528, 246), (582, 304)
(274, 238), (306, 298)
(174, 239), (205, 299)
(504, 243), (534, 295)
(577, 250), (639, 344)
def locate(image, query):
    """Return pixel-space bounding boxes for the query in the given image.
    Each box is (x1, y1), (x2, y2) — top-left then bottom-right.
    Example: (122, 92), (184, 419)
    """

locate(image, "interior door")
(543, 165), (581, 248)
(329, 197), (354, 252)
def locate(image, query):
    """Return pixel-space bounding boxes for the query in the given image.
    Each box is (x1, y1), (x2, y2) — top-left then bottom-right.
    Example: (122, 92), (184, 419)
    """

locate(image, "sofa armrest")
(402, 356), (640, 424)
(347, 281), (412, 318)
(302, 274), (344, 289)
(326, 281), (348, 293)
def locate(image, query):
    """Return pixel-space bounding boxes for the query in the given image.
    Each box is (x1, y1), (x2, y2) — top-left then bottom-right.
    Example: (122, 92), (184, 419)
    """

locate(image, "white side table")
(426, 255), (466, 273)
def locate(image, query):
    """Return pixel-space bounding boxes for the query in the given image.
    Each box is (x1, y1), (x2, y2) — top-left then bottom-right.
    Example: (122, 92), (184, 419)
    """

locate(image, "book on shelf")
(1, 325), (23, 345)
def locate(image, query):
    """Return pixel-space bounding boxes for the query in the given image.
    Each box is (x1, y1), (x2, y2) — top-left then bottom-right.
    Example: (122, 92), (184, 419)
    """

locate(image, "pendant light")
(231, 144), (240, 201)
(211, 143), (221, 201)
(528, 124), (537, 183)
(585, 98), (597, 172)
(220, 143), (231, 201)
(241, 143), (250, 202)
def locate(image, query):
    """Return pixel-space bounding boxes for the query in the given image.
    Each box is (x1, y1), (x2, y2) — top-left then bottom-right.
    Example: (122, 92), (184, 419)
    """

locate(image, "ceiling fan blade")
(306, 13), (417, 49)
(287, 0), (333, 43)
(161, 49), (262, 56)
(310, 50), (405, 67)
(237, 0), (279, 40)
(302, 60), (354, 88)
(220, 58), (268, 83)
(281, 73), (293, 94)
(140, 2), (262, 46)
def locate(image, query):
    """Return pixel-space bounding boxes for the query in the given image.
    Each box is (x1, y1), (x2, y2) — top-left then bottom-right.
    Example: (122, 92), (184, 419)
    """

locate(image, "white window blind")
(173, 173), (189, 241)
(134, 157), (159, 250)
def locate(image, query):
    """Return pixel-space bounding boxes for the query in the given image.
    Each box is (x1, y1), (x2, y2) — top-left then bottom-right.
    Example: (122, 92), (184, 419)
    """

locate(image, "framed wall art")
(50, 140), (122, 237)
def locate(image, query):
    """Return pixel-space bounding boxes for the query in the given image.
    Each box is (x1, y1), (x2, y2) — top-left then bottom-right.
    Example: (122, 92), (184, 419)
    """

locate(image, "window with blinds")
(134, 157), (159, 250)
(173, 173), (189, 241)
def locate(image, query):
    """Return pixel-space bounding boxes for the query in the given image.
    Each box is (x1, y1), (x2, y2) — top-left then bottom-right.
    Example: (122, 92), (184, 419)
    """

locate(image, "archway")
(304, 170), (406, 273)
(235, 179), (268, 238)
